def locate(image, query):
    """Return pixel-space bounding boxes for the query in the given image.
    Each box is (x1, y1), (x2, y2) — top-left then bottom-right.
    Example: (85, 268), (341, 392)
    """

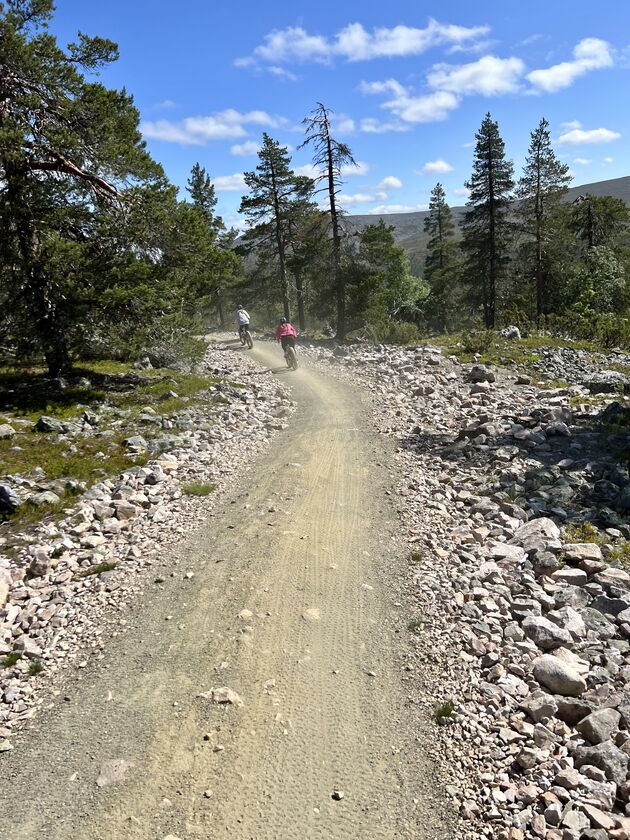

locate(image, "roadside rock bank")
(304, 341), (630, 840)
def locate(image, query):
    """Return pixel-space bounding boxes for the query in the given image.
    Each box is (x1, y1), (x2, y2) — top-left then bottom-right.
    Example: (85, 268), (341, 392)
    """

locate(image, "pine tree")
(461, 113), (514, 328)
(0, 0), (160, 374)
(516, 118), (571, 319)
(423, 183), (459, 330)
(239, 134), (314, 320)
(186, 163), (224, 234)
(300, 103), (356, 340)
(285, 177), (326, 331)
(186, 163), (230, 324)
(569, 195), (630, 249)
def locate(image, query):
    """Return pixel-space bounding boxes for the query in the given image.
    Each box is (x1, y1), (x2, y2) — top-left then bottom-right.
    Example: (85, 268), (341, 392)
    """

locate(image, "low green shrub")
(182, 482), (216, 496)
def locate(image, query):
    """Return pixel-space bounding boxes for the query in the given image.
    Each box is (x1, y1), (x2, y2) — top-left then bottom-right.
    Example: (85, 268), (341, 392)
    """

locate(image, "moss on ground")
(0, 359), (236, 542)
(431, 332), (598, 371)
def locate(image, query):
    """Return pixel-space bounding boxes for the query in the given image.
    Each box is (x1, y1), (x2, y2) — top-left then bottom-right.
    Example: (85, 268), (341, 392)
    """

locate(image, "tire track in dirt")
(0, 340), (453, 840)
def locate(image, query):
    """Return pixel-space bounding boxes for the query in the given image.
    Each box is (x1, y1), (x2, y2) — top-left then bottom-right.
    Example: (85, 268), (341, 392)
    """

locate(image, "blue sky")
(50, 0), (630, 228)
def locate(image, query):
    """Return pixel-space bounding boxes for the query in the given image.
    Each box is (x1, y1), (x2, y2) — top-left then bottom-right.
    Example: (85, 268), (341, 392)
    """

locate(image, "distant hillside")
(347, 175), (630, 275)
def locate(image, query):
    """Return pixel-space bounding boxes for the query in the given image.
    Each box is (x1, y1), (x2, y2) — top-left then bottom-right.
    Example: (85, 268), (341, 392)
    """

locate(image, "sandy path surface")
(0, 340), (452, 840)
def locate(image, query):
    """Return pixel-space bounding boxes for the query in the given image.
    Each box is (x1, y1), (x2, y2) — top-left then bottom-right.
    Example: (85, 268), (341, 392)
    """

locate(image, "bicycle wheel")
(244, 330), (253, 349)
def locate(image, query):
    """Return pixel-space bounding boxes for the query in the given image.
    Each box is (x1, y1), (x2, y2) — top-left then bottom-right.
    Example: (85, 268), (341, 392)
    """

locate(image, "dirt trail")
(0, 341), (451, 840)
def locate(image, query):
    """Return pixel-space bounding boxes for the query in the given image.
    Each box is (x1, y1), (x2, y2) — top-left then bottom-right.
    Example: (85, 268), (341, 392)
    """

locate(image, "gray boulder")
(576, 708), (621, 744)
(590, 594), (630, 618)
(28, 491), (61, 507)
(573, 741), (629, 785)
(522, 615), (573, 650)
(579, 608), (617, 639)
(500, 325), (521, 340)
(555, 697), (596, 726)
(123, 435), (148, 450)
(0, 424), (15, 440)
(562, 542), (603, 563)
(533, 654), (587, 696)
(469, 364), (495, 383)
(520, 691), (558, 723)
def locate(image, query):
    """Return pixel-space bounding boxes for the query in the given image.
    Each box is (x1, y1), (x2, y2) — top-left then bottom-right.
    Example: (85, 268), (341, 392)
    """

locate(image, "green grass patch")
(0, 430), (149, 483)
(409, 552), (423, 564)
(77, 561), (117, 578)
(182, 482), (216, 496)
(28, 660), (44, 676)
(407, 617), (424, 634)
(1, 652), (22, 668)
(563, 521), (608, 545)
(532, 378), (570, 390)
(434, 699), (455, 723)
(432, 331), (599, 370)
(608, 541), (630, 570)
(0, 498), (68, 530)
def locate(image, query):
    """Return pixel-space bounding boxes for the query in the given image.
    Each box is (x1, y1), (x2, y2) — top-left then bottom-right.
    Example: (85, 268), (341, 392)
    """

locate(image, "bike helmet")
(237, 304), (244, 309)
(279, 316), (288, 323)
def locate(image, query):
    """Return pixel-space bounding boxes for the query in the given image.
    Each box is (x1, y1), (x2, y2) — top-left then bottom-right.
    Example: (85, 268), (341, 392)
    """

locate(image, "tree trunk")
(6, 162), (72, 376)
(535, 156), (543, 323)
(324, 127), (344, 340)
(487, 148), (496, 329)
(320, 119), (343, 338)
(40, 321), (72, 377)
(269, 163), (291, 321)
(216, 291), (225, 328)
(295, 270), (306, 331)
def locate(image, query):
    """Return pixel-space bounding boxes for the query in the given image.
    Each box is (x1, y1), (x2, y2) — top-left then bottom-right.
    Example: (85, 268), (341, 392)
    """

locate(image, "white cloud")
(359, 117), (409, 133)
(294, 163), (319, 179)
(294, 160), (369, 179)
(214, 173), (247, 192)
(452, 187), (470, 198)
(363, 79), (459, 123)
(368, 203), (428, 214)
(361, 53), (525, 126)
(333, 115), (356, 134)
(236, 19), (490, 67)
(427, 55), (526, 95)
(603, 156), (614, 164)
(337, 192), (379, 208)
(422, 158), (454, 174)
(267, 65), (298, 81)
(230, 140), (260, 157)
(360, 78), (407, 97)
(141, 109), (283, 145)
(558, 127), (621, 145)
(573, 157), (590, 165)
(377, 176), (403, 190)
(527, 37), (613, 93)
(343, 161), (370, 176)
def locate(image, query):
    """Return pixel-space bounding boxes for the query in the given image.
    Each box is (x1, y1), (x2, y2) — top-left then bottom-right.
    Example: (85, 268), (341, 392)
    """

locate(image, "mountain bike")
(239, 326), (253, 349)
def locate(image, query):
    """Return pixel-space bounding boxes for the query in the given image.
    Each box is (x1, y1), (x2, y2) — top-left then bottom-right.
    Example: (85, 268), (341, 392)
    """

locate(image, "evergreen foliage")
(515, 118), (572, 319)
(461, 113), (515, 328)
(239, 134), (316, 321)
(423, 183), (460, 331)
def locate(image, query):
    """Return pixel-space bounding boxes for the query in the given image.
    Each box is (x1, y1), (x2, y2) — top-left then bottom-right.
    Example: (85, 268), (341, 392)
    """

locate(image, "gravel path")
(0, 339), (452, 840)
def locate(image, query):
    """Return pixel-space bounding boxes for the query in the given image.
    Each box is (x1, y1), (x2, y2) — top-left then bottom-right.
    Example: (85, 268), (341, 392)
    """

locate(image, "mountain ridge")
(346, 175), (630, 273)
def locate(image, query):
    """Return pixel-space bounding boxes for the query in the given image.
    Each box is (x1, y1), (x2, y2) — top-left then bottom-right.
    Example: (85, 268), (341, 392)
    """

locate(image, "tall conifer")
(461, 113), (514, 328)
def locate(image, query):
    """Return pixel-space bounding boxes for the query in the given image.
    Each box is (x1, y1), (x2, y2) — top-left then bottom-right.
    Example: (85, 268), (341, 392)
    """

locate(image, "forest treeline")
(2, 1), (630, 378)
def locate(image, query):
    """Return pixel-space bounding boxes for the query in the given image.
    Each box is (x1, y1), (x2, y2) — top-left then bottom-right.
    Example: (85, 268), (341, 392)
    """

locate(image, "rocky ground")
(0, 339), (295, 745)
(301, 339), (630, 840)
